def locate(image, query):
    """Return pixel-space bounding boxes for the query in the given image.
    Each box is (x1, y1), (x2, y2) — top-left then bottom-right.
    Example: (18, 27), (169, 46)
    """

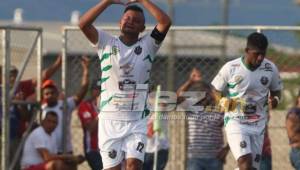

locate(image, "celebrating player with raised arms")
(79, 0), (171, 169)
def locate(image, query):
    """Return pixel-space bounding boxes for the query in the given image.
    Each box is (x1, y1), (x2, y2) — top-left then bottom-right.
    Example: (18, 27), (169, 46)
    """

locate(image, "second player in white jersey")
(211, 32), (282, 170)
(212, 56), (282, 128)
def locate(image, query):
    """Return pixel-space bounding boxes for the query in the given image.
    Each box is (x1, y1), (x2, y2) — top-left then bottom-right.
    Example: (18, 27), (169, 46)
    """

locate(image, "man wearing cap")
(77, 80), (102, 170)
(41, 57), (89, 155)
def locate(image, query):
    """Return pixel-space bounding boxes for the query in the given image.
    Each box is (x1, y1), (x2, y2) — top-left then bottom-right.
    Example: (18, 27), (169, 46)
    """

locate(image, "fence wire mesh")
(60, 26), (300, 170)
(1, 27), (42, 170)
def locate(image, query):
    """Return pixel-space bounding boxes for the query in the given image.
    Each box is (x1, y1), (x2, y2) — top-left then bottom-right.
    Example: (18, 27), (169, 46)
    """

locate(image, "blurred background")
(1, 0), (300, 170)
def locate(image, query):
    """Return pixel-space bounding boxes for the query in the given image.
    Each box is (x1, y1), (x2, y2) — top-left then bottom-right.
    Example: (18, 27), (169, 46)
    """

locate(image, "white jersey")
(95, 29), (161, 120)
(41, 97), (76, 153)
(211, 57), (282, 125)
(21, 126), (57, 168)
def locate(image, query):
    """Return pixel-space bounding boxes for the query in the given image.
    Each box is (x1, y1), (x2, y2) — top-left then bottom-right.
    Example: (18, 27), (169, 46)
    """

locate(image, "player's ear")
(140, 25), (145, 33)
(245, 47), (249, 53)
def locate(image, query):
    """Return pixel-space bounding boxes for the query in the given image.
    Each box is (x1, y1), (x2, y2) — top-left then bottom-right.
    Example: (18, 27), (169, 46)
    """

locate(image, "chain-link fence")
(62, 26), (300, 170)
(0, 26), (42, 170)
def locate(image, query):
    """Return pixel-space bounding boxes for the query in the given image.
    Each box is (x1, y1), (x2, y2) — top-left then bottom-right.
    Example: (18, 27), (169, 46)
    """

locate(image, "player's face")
(245, 48), (266, 67)
(120, 10), (145, 35)
(42, 87), (58, 105)
(43, 114), (58, 134)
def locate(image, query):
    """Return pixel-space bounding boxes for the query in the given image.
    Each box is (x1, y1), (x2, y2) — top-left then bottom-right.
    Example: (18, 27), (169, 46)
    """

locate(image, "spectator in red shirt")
(77, 80), (102, 170)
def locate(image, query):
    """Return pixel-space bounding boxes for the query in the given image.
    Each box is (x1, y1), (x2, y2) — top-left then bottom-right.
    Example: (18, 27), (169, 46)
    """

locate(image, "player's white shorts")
(98, 116), (148, 169)
(225, 119), (265, 169)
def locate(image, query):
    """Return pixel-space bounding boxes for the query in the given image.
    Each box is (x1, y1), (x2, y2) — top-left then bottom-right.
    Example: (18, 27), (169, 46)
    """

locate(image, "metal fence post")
(1, 28), (11, 170)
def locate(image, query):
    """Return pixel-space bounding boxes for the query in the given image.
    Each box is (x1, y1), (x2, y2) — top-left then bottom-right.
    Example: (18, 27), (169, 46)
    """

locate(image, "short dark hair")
(246, 32), (268, 50)
(43, 111), (58, 120)
(124, 5), (144, 15)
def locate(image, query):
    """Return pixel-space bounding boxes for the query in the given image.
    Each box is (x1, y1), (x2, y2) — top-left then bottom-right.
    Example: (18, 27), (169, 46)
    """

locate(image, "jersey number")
(136, 142), (144, 153)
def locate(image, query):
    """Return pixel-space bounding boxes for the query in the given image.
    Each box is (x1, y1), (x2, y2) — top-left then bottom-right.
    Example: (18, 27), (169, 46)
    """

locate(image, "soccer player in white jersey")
(79, 0), (171, 169)
(211, 32), (283, 170)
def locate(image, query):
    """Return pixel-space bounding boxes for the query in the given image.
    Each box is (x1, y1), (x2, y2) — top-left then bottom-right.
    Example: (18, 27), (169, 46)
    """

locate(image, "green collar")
(241, 56), (258, 71)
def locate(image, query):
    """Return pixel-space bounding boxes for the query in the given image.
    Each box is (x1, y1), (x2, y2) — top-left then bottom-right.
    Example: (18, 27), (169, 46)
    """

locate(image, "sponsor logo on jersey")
(112, 46), (119, 55)
(118, 79), (136, 90)
(134, 46), (142, 55)
(260, 76), (269, 85)
(259, 63), (273, 72)
(120, 63), (134, 75)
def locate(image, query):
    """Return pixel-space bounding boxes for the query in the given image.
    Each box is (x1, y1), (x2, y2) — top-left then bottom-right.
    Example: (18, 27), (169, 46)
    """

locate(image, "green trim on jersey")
(101, 65), (112, 72)
(224, 116), (230, 127)
(241, 56), (259, 72)
(143, 55), (154, 63)
(227, 82), (239, 89)
(229, 92), (239, 97)
(99, 77), (110, 85)
(101, 89), (106, 93)
(100, 96), (113, 110)
(100, 53), (112, 63)
(144, 79), (150, 84)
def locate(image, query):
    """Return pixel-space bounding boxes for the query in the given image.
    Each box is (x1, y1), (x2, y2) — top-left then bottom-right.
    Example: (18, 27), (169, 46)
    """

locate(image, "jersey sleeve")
(32, 130), (48, 149)
(269, 64), (283, 91)
(142, 32), (161, 59)
(211, 64), (229, 91)
(78, 102), (93, 126)
(93, 29), (114, 49)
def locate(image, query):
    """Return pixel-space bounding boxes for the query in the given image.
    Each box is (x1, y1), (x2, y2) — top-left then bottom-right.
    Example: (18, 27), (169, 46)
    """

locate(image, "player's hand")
(216, 144), (230, 163)
(75, 155), (85, 164)
(189, 68), (201, 84)
(104, 0), (126, 5)
(125, 0), (138, 5)
(268, 96), (278, 110)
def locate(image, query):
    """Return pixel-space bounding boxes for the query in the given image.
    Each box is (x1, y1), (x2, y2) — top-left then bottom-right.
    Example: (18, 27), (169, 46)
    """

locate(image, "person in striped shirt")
(177, 68), (229, 170)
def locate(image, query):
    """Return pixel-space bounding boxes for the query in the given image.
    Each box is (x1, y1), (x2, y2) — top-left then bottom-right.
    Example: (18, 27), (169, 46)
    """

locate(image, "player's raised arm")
(133, 0), (172, 42)
(79, 0), (125, 45)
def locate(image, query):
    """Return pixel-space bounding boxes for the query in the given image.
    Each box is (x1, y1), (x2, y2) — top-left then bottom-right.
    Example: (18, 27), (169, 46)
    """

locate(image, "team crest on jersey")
(112, 46), (119, 55)
(108, 149), (117, 159)
(234, 75), (243, 83)
(134, 46), (142, 55)
(240, 141), (247, 148)
(260, 76), (269, 85)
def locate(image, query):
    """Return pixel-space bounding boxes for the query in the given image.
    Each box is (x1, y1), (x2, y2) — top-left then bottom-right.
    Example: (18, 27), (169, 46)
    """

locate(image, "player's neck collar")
(241, 56), (259, 71)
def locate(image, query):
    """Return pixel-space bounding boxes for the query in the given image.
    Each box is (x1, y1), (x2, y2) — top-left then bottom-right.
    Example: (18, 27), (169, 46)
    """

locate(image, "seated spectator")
(77, 80), (103, 170)
(1, 54), (62, 170)
(21, 111), (85, 170)
(41, 56), (89, 154)
(176, 68), (229, 170)
(286, 90), (300, 170)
